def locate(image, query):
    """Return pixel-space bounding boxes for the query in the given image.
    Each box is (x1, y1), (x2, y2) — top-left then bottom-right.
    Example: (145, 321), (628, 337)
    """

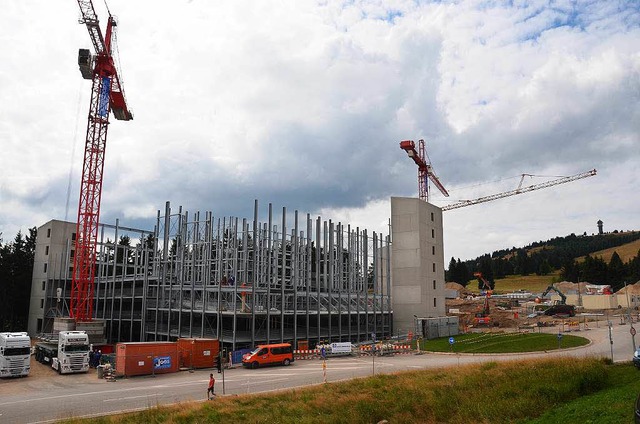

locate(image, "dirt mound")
(445, 282), (467, 291)
(552, 281), (590, 294)
(616, 281), (640, 294)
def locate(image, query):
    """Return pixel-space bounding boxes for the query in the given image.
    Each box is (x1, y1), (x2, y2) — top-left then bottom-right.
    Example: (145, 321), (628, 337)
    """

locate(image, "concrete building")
(28, 200), (401, 350)
(28, 220), (77, 336)
(391, 197), (446, 336)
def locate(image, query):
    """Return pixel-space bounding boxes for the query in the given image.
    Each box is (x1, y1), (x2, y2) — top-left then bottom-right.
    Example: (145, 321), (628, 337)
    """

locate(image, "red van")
(242, 343), (294, 369)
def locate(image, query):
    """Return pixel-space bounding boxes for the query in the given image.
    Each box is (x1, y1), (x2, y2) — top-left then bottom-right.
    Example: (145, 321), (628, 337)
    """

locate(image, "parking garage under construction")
(29, 200), (398, 350)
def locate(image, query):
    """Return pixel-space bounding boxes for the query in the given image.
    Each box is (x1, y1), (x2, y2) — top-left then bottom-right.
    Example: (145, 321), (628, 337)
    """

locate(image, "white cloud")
(1, 0), (638, 265)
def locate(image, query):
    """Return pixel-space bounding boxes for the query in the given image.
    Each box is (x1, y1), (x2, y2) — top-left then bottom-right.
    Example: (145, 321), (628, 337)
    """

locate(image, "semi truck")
(35, 331), (90, 374)
(0, 332), (31, 378)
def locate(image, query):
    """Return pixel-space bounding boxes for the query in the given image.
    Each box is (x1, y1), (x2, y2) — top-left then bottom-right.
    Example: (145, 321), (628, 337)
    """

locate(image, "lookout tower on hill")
(597, 219), (603, 235)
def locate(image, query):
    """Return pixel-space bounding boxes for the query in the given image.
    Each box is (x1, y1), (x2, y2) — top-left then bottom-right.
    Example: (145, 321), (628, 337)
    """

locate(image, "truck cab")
(0, 332), (31, 378)
(52, 331), (90, 374)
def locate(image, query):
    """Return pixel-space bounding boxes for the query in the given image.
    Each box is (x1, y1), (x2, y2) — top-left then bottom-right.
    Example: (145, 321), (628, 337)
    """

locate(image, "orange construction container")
(177, 338), (220, 369)
(115, 342), (178, 377)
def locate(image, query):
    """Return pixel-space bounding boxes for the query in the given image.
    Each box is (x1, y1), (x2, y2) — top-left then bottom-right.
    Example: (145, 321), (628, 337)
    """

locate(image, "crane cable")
(64, 80), (85, 222)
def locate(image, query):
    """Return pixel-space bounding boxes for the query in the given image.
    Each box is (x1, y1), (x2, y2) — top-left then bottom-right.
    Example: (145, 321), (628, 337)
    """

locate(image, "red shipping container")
(115, 342), (178, 377)
(177, 338), (220, 369)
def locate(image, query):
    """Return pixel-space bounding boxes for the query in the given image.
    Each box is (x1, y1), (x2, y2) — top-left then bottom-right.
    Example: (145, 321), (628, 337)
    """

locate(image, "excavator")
(473, 272), (492, 325)
(536, 285), (576, 317)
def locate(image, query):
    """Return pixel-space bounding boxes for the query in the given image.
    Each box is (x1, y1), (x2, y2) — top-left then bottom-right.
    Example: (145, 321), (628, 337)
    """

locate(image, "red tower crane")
(71, 0), (132, 322)
(399, 139), (449, 202)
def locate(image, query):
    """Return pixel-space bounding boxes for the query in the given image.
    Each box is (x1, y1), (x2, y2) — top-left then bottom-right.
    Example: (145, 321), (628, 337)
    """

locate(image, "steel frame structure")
(147, 201), (392, 351)
(42, 201), (392, 350)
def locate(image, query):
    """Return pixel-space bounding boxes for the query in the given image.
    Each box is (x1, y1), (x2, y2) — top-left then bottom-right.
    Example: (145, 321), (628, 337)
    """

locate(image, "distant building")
(597, 219), (603, 235)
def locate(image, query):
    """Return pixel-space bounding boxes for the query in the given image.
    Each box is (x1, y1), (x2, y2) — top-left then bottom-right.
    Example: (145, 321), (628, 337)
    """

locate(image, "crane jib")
(98, 76), (111, 117)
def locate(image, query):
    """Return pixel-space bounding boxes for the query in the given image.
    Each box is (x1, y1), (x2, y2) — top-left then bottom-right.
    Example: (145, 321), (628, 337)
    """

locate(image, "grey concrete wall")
(391, 197), (446, 336)
(28, 220), (75, 335)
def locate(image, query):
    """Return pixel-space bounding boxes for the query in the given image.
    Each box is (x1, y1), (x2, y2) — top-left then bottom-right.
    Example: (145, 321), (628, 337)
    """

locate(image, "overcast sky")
(1, 0), (638, 262)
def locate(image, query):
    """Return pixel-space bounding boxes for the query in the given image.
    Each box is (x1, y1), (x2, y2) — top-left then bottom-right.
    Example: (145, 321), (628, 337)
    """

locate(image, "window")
(42, 281), (46, 291)
(47, 228), (51, 238)
(432, 246), (435, 255)
(70, 249), (75, 258)
(431, 212), (434, 221)
(43, 263), (48, 273)
(272, 346), (292, 355)
(37, 318), (43, 332)
(431, 229), (435, 238)
(45, 245), (49, 255)
(40, 299), (44, 309)
(433, 298), (437, 307)
(432, 263), (436, 272)
(433, 280), (436, 290)
(72, 232), (76, 241)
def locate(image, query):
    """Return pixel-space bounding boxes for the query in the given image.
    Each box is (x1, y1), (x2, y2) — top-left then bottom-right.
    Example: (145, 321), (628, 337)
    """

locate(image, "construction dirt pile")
(616, 281), (640, 294)
(553, 281), (590, 293)
(445, 282), (470, 294)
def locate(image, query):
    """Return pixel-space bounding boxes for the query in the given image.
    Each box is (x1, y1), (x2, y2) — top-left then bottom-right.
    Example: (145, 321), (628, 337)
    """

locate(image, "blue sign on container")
(154, 356), (171, 369)
(449, 337), (455, 345)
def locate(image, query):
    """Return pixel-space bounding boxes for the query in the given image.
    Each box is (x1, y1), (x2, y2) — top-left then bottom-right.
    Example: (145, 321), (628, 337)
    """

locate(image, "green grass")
(490, 273), (561, 294)
(522, 363), (640, 424)
(417, 332), (590, 353)
(60, 358), (640, 424)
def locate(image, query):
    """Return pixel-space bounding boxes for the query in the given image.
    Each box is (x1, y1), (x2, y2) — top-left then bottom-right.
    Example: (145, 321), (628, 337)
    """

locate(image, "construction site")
(24, 1), (604, 356)
(444, 279), (640, 332)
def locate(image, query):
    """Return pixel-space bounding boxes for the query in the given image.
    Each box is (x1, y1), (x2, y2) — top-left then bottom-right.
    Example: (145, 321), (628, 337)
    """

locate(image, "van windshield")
(250, 347), (262, 355)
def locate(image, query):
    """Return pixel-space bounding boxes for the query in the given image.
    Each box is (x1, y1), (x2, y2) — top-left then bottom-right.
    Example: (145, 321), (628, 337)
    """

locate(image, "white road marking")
(104, 394), (157, 403)
(239, 377), (290, 386)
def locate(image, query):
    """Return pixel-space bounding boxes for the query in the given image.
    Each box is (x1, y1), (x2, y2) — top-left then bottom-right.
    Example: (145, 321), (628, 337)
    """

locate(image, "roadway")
(0, 322), (637, 424)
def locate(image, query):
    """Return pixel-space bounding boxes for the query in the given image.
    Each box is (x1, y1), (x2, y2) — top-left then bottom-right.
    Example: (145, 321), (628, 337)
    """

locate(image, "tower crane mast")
(399, 139), (449, 202)
(71, 0), (132, 322)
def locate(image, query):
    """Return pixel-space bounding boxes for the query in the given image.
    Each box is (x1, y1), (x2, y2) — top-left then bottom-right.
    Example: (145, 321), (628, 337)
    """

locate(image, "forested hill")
(446, 230), (640, 291)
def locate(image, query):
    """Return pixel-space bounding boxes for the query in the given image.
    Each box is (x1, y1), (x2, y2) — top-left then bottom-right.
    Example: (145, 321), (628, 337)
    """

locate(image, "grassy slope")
(493, 272), (560, 294)
(577, 238), (640, 264)
(484, 238), (640, 295)
(60, 358), (640, 424)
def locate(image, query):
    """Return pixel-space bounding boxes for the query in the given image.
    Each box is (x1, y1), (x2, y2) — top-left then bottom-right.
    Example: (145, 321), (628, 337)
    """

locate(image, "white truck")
(0, 332), (31, 378)
(35, 331), (90, 374)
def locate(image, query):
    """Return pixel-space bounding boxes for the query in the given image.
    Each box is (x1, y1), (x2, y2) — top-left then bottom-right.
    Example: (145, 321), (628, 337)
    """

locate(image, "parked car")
(633, 348), (640, 369)
(242, 343), (294, 369)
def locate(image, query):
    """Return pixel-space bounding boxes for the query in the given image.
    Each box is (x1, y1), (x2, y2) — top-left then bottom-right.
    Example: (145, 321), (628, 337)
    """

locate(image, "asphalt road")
(0, 322), (637, 424)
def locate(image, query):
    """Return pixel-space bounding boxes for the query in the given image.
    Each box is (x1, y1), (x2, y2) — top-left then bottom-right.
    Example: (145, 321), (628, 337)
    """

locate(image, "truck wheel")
(251, 361), (259, 369)
(283, 358), (291, 366)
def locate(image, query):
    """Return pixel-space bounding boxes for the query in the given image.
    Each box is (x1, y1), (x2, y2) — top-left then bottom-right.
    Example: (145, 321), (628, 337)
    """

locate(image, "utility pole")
(624, 281), (637, 352)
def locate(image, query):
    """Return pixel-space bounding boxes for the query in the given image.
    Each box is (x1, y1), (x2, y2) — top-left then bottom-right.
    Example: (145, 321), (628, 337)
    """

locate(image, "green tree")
(0, 228), (36, 331)
(608, 251), (625, 289)
(538, 259), (552, 276)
